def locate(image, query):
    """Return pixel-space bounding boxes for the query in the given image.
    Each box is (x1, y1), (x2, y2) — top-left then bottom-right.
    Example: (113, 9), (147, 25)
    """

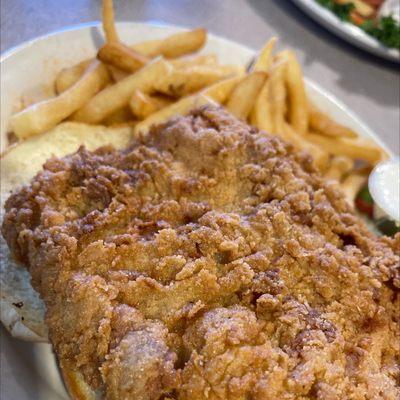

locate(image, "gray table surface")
(0, 0), (399, 399)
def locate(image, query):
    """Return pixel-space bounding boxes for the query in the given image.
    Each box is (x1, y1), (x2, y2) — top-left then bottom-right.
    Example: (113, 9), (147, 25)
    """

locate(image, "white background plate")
(291, 0), (400, 63)
(0, 22), (392, 400)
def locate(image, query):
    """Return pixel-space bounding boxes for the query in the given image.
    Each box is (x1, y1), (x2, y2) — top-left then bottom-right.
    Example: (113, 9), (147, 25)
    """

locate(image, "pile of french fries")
(8, 0), (386, 207)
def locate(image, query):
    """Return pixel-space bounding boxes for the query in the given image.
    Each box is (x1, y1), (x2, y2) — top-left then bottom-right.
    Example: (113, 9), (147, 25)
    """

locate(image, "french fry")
(171, 54), (218, 69)
(72, 58), (171, 124)
(55, 59), (93, 93)
(55, 34), (210, 93)
(309, 102), (358, 139)
(251, 79), (273, 133)
(98, 42), (150, 73)
(56, 28), (208, 93)
(202, 76), (243, 104)
(226, 72), (267, 120)
(324, 156), (354, 181)
(132, 76), (238, 126)
(154, 65), (242, 97)
(107, 65), (129, 82)
(10, 61), (109, 139)
(129, 91), (172, 119)
(103, 106), (134, 125)
(55, 58), (119, 92)
(306, 132), (385, 164)
(56, 53), (128, 92)
(102, 0), (119, 42)
(284, 51), (308, 135)
(131, 28), (207, 58)
(252, 37), (277, 72)
(282, 123), (329, 171)
(134, 94), (217, 135)
(341, 173), (368, 205)
(250, 44), (284, 133)
(130, 39), (167, 58)
(7, 23), (388, 184)
(269, 61), (287, 135)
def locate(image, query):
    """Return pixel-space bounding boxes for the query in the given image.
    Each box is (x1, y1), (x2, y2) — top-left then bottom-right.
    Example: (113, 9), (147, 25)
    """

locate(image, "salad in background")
(316, 0), (400, 49)
(355, 185), (400, 236)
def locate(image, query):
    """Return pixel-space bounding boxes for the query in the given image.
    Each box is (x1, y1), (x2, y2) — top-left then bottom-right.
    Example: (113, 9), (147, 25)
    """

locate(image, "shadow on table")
(246, 0), (399, 107)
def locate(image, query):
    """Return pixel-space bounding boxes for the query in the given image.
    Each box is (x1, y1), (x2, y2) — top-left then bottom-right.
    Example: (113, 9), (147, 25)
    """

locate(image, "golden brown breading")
(2, 106), (399, 399)
(101, 319), (179, 400)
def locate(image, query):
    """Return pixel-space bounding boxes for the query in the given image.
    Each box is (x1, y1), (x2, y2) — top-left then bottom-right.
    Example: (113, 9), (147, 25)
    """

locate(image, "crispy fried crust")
(2, 106), (399, 399)
(0, 122), (132, 342)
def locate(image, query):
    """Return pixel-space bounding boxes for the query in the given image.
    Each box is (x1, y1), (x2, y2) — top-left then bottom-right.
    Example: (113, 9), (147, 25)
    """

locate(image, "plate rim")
(291, 0), (400, 63)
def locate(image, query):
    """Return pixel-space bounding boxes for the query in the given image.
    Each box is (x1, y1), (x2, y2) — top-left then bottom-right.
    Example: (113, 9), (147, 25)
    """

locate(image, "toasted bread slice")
(1, 122), (133, 342)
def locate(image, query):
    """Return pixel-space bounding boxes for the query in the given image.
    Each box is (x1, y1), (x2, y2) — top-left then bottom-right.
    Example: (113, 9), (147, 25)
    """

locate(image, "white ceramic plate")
(0, 22), (392, 400)
(291, 0), (400, 63)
